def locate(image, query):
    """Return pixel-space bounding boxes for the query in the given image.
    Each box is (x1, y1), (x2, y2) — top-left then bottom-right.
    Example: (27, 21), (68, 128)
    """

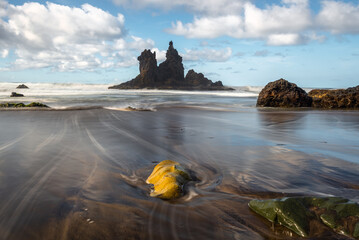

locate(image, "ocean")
(0, 82), (262, 110)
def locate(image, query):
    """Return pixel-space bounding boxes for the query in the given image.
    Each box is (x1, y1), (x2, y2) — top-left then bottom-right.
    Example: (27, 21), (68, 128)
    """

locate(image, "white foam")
(0, 82), (261, 109)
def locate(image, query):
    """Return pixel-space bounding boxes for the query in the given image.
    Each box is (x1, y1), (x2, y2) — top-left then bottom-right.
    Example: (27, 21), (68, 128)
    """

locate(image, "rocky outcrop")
(309, 86), (359, 109)
(0, 102), (49, 108)
(10, 92), (24, 97)
(16, 84), (29, 89)
(109, 41), (233, 90)
(257, 79), (312, 107)
(109, 50), (159, 89)
(146, 160), (191, 200)
(249, 196), (359, 238)
(158, 41), (184, 86)
(184, 70), (231, 90)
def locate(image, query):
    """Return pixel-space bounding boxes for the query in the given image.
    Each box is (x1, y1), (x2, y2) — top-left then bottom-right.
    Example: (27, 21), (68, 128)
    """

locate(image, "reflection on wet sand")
(0, 108), (358, 239)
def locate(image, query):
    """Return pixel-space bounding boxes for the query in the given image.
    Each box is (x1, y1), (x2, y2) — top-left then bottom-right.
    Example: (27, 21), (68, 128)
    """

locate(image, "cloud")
(1, 49), (8, 58)
(112, 0), (246, 16)
(317, 1), (359, 34)
(254, 50), (270, 57)
(0, 1), (154, 71)
(167, 0), (311, 45)
(165, 0), (359, 45)
(182, 47), (232, 62)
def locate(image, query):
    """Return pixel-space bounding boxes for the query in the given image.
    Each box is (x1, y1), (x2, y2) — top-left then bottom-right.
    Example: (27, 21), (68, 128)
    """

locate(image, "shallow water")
(0, 105), (359, 239)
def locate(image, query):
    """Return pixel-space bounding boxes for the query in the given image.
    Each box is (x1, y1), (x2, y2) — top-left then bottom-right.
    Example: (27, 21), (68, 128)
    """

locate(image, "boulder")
(249, 196), (359, 238)
(308, 86), (359, 109)
(10, 92), (24, 97)
(16, 84), (29, 89)
(257, 79), (312, 107)
(146, 160), (191, 200)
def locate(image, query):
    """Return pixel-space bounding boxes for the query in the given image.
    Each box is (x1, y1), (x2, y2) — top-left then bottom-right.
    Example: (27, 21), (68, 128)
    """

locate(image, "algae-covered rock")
(249, 197), (309, 237)
(25, 102), (49, 108)
(0, 102), (49, 108)
(249, 196), (359, 238)
(146, 160), (191, 200)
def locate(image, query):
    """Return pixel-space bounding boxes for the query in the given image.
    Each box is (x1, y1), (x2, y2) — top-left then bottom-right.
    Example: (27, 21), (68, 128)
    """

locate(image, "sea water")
(0, 82), (263, 110)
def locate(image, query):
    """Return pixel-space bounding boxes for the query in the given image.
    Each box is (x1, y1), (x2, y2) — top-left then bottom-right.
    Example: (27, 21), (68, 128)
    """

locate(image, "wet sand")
(0, 107), (359, 239)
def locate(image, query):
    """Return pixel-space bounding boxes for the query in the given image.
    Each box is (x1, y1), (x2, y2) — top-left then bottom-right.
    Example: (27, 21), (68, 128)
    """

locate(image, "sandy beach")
(0, 107), (358, 239)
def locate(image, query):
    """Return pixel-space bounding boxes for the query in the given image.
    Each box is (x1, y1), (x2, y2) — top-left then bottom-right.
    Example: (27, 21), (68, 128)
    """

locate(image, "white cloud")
(167, 0), (312, 45)
(150, 48), (167, 62)
(165, 0), (359, 45)
(168, 15), (243, 39)
(267, 34), (307, 46)
(317, 1), (359, 34)
(1, 49), (8, 58)
(0, 1), (155, 71)
(183, 47), (232, 62)
(112, 0), (246, 16)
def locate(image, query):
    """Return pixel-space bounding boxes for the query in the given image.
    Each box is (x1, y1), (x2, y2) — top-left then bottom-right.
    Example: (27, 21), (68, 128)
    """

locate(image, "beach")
(1, 103), (359, 239)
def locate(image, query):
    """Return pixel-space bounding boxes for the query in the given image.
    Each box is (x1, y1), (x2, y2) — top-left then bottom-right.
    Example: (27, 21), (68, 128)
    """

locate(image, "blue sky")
(0, 0), (359, 88)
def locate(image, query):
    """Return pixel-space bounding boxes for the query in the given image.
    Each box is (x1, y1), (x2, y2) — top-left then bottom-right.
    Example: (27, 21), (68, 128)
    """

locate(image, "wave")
(0, 82), (261, 109)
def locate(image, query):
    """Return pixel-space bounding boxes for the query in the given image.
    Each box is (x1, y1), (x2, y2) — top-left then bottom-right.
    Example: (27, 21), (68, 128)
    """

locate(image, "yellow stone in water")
(146, 160), (191, 200)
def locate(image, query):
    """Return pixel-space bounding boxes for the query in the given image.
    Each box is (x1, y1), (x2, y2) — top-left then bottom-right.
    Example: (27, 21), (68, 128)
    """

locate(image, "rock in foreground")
(146, 160), (191, 200)
(0, 102), (49, 108)
(257, 79), (312, 107)
(16, 84), (29, 89)
(109, 41), (233, 91)
(309, 86), (359, 109)
(249, 197), (359, 238)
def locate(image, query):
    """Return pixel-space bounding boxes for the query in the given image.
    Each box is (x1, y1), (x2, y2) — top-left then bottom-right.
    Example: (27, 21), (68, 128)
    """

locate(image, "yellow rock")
(146, 160), (191, 200)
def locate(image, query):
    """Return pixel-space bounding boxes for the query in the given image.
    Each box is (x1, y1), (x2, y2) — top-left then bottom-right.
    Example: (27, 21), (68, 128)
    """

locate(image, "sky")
(0, 0), (359, 88)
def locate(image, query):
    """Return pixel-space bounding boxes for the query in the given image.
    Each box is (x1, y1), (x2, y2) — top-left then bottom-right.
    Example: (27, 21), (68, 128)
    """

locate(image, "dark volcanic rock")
(109, 41), (232, 90)
(184, 69), (233, 90)
(158, 41), (184, 86)
(109, 50), (159, 89)
(257, 79), (312, 107)
(309, 86), (359, 109)
(10, 92), (24, 97)
(16, 84), (29, 89)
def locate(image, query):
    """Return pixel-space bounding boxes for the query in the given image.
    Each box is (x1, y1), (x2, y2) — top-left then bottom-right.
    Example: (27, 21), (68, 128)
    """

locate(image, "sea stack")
(16, 84), (29, 89)
(109, 41), (233, 90)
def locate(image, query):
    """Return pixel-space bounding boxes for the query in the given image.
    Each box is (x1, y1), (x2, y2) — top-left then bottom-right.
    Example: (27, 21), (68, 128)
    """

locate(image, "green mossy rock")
(249, 197), (309, 237)
(25, 102), (49, 108)
(354, 222), (359, 238)
(0, 102), (49, 108)
(249, 197), (359, 238)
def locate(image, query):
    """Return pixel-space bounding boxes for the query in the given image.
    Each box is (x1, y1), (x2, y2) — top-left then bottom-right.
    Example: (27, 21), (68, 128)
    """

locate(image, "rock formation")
(309, 86), (359, 109)
(109, 41), (233, 90)
(257, 79), (359, 109)
(256, 79), (312, 107)
(16, 84), (29, 89)
(0, 102), (49, 108)
(249, 196), (359, 238)
(146, 160), (191, 200)
(10, 92), (24, 97)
